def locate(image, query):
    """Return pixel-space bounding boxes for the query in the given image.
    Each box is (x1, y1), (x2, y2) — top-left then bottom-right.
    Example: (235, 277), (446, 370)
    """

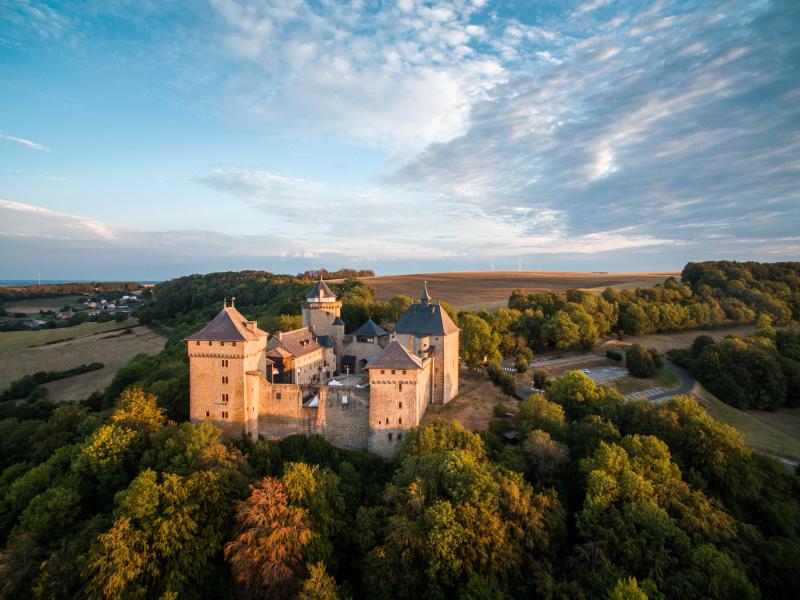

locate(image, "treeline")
(669, 323), (800, 410)
(457, 261), (800, 364)
(0, 282), (140, 301)
(1, 375), (798, 598)
(296, 268), (375, 279)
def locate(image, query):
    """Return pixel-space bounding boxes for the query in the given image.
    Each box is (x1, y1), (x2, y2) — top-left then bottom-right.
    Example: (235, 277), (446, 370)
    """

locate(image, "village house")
(185, 279), (459, 456)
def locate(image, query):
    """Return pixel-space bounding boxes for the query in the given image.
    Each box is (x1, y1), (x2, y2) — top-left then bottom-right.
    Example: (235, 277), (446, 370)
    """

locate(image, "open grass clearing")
(0, 326), (166, 401)
(600, 324), (758, 354)
(0, 318), (136, 353)
(694, 387), (800, 462)
(358, 271), (677, 311)
(422, 366), (517, 432)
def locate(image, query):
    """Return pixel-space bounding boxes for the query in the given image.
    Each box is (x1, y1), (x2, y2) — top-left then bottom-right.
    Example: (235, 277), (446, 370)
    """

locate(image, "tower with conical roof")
(301, 277), (342, 338)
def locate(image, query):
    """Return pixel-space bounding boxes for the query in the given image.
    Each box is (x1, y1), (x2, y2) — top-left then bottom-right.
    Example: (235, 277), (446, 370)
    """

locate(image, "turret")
(301, 277), (342, 337)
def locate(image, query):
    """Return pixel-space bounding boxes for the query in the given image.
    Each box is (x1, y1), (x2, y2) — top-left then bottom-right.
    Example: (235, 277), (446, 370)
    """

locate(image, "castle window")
(398, 383), (403, 391)
(205, 411), (209, 418)
(399, 417), (402, 425)
(232, 342), (237, 346)
(402, 370), (406, 375)
(208, 341), (212, 346)
(222, 376), (228, 384)
(398, 432), (403, 440)
(221, 342), (225, 346)
(399, 401), (403, 409)
(196, 341), (200, 345)
(276, 392), (282, 400)
(385, 418), (389, 425)
(388, 433), (393, 441)
(381, 370), (385, 374)
(391, 369), (396, 375)
(222, 411), (228, 419)
(222, 359), (228, 367)
(222, 393), (229, 403)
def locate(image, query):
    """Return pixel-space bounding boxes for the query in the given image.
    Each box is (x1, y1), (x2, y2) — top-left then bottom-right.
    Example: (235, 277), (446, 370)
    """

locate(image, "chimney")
(246, 321), (257, 333)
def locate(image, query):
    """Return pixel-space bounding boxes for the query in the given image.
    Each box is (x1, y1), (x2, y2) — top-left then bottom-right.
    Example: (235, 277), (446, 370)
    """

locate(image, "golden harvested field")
(0, 326), (166, 402)
(422, 367), (517, 432)
(0, 319), (137, 353)
(360, 271), (677, 310)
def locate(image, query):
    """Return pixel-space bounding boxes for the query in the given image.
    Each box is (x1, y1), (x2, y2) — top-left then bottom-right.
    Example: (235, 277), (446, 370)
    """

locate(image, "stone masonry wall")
(319, 386), (370, 450)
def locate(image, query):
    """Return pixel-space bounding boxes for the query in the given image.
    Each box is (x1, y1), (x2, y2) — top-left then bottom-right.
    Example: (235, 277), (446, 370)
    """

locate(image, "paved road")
(649, 361), (695, 401)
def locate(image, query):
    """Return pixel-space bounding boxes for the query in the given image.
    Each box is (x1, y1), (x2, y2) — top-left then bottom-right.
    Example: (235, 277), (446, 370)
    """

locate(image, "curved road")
(649, 361), (695, 401)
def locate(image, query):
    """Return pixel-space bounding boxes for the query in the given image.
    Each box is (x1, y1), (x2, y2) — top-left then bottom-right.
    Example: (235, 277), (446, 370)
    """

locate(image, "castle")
(185, 280), (459, 457)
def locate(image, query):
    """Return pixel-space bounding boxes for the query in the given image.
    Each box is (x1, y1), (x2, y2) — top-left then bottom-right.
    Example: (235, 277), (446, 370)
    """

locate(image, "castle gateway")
(185, 280), (459, 457)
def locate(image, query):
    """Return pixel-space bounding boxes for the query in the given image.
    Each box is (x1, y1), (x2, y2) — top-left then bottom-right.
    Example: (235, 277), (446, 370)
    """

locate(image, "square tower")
(185, 302), (268, 433)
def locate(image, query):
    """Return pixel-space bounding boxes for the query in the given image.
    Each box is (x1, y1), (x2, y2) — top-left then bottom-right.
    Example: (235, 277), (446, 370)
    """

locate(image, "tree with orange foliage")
(225, 477), (313, 599)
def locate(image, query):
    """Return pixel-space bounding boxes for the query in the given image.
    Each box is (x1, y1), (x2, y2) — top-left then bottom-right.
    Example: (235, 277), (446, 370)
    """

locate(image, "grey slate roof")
(317, 334), (335, 348)
(185, 306), (266, 341)
(267, 327), (323, 358)
(365, 341), (422, 370)
(393, 302), (459, 337)
(332, 316), (345, 326)
(352, 318), (388, 338)
(306, 279), (336, 300)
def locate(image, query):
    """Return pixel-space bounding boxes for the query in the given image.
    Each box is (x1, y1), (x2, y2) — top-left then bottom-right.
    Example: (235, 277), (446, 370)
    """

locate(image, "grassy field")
(422, 367), (517, 432)
(0, 326), (166, 402)
(601, 324), (757, 354)
(695, 387), (800, 462)
(359, 271), (677, 310)
(3, 295), (82, 313)
(0, 319), (137, 353)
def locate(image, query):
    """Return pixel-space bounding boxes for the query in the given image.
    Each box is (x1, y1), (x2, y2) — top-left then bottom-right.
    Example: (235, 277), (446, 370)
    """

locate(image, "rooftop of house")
(267, 327), (324, 358)
(185, 303), (267, 342)
(352, 318), (388, 338)
(365, 340), (423, 370)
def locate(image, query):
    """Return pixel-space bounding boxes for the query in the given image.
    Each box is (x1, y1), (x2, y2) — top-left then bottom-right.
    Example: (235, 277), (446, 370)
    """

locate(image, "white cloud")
(0, 131), (50, 152)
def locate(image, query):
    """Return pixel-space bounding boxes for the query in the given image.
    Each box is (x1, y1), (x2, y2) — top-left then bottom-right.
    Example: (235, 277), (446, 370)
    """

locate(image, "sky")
(1, 0), (799, 280)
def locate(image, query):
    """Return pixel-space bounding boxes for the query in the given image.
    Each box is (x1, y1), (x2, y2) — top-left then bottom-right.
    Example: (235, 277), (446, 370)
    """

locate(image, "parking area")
(580, 366), (628, 383)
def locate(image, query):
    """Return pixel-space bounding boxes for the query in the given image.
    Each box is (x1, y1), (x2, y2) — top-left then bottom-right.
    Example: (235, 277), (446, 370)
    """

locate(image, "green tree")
(625, 344), (657, 378)
(459, 313), (501, 369)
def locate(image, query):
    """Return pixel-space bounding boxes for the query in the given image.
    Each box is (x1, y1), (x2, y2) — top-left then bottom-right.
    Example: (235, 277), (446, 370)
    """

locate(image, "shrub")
(606, 349), (623, 362)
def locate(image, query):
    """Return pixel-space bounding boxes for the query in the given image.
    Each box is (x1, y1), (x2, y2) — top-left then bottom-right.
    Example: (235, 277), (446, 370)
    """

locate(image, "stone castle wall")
(318, 386), (370, 450)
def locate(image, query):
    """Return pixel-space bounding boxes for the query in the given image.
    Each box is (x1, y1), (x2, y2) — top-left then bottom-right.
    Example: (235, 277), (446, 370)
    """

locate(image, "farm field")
(3, 295), (83, 313)
(0, 318), (136, 353)
(422, 366), (516, 431)
(360, 271), (678, 310)
(0, 325), (166, 402)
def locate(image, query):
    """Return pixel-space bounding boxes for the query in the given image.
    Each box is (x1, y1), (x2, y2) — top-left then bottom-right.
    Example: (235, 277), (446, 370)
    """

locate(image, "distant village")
(0, 289), (143, 332)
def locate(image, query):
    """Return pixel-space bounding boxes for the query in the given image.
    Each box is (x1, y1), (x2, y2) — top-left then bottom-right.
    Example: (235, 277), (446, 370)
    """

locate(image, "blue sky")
(1, 0), (798, 280)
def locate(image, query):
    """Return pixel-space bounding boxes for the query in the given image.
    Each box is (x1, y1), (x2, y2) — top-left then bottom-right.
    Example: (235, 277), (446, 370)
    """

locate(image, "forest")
(1, 260), (799, 598)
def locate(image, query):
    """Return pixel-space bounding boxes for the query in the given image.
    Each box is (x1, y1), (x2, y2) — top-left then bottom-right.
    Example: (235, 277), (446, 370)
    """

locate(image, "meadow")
(0, 324), (166, 401)
(0, 318), (137, 353)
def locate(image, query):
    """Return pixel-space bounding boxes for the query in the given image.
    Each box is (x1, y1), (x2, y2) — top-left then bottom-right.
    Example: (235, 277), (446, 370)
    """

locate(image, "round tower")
(301, 278), (342, 337)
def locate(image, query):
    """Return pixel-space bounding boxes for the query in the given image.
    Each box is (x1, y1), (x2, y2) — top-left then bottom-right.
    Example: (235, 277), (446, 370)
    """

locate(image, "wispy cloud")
(0, 131), (50, 152)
